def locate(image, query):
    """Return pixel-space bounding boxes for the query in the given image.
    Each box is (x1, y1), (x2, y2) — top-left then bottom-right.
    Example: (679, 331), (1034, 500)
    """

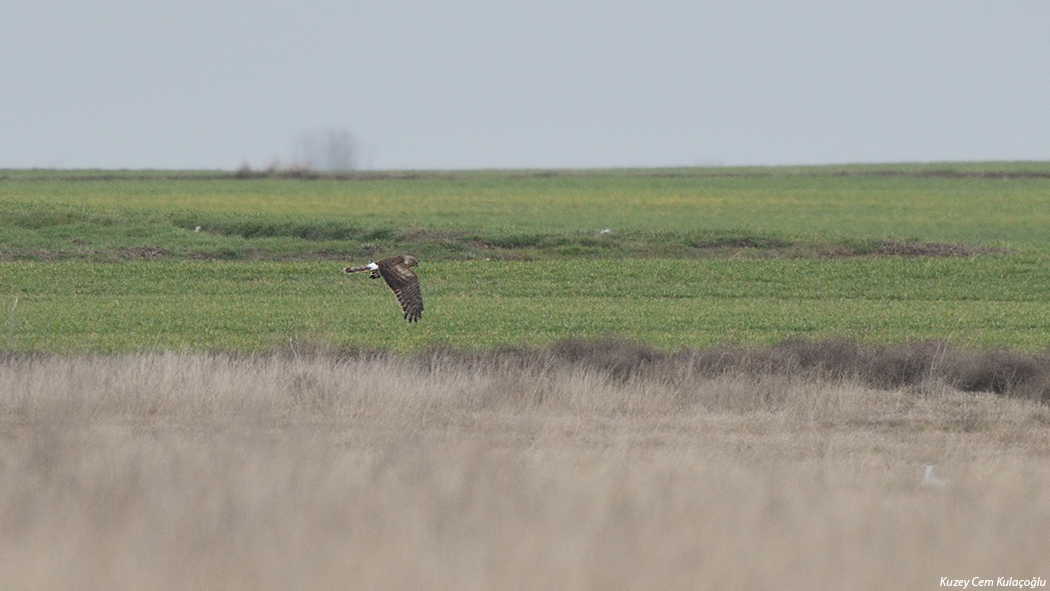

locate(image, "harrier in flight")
(344, 255), (424, 322)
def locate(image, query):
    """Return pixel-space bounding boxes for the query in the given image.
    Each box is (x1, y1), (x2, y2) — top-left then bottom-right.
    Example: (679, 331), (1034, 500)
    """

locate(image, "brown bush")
(296, 337), (1050, 404)
(441, 337), (1050, 403)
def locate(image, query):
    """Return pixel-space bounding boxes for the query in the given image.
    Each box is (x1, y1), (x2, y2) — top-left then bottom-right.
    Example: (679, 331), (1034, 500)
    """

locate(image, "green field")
(6, 166), (1050, 588)
(3, 164), (1050, 352)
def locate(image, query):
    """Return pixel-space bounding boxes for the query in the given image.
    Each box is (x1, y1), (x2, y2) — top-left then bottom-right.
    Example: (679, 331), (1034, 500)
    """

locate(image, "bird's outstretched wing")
(379, 260), (424, 322)
(345, 256), (423, 322)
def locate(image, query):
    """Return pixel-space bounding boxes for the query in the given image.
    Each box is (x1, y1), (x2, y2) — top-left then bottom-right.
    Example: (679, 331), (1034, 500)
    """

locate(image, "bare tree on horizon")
(293, 128), (358, 171)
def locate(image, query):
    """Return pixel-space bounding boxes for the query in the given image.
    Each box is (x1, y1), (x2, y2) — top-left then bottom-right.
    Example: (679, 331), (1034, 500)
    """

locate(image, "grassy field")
(3, 164), (1050, 262)
(3, 165), (1050, 589)
(4, 164), (1050, 353)
(5, 256), (1050, 352)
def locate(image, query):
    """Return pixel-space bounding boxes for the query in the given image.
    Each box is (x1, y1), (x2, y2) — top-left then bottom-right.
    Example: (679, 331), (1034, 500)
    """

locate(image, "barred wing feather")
(380, 264), (423, 322)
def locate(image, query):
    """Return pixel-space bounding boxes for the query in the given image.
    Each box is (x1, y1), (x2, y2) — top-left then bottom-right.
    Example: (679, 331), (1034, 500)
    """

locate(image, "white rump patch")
(367, 262), (379, 270)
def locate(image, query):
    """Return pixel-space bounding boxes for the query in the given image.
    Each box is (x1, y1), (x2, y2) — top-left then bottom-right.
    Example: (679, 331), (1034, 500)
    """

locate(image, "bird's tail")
(344, 262), (381, 278)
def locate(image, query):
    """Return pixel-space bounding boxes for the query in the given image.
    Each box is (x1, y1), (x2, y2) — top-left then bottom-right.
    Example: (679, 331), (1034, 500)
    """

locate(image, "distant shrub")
(549, 338), (663, 381)
(409, 337), (1050, 403)
(949, 350), (1046, 398)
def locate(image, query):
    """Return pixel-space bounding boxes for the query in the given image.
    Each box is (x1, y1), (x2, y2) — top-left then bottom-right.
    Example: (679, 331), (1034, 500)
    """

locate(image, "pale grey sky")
(2, 1), (1048, 170)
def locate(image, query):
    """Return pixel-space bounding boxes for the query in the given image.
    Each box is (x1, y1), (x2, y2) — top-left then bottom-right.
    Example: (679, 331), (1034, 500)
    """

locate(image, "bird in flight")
(344, 255), (424, 322)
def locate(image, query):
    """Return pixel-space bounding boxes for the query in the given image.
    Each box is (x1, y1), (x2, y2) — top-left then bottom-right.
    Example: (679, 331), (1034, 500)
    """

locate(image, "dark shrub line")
(7, 337), (1047, 402)
(398, 338), (1050, 403)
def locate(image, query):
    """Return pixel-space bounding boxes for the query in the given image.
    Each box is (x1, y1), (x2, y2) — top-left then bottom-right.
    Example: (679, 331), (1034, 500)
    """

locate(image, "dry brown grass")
(2, 344), (1050, 590)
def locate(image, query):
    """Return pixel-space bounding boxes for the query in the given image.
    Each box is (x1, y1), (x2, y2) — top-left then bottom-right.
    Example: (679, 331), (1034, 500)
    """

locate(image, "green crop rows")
(3, 164), (1050, 353)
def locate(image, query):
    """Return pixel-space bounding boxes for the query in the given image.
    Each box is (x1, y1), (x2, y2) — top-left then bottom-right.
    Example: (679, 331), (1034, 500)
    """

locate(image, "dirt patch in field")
(116, 246), (166, 259)
(680, 236), (997, 259)
(818, 239), (994, 258)
(863, 240), (986, 257)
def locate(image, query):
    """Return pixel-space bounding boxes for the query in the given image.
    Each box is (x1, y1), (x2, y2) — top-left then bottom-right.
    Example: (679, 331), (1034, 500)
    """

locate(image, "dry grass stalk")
(1, 348), (1049, 589)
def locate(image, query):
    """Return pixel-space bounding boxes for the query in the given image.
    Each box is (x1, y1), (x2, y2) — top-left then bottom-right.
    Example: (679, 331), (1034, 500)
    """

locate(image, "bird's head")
(403, 255), (418, 267)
